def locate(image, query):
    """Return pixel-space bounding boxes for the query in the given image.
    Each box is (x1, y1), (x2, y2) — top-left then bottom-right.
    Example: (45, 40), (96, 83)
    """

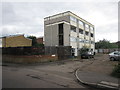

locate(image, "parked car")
(81, 51), (94, 59)
(109, 51), (120, 61)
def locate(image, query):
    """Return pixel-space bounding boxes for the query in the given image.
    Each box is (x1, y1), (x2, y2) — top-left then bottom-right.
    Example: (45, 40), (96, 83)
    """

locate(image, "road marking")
(99, 81), (119, 87)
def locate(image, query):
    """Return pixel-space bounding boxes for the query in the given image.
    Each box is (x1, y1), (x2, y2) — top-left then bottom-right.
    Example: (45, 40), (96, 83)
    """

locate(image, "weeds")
(111, 64), (120, 78)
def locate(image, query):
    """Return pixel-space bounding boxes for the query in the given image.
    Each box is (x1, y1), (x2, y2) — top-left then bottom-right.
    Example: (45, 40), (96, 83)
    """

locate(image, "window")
(86, 40), (89, 43)
(91, 41), (94, 44)
(70, 16), (77, 22)
(59, 35), (63, 46)
(58, 23), (63, 34)
(71, 48), (75, 53)
(70, 37), (77, 42)
(84, 40), (89, 43)
(79, 29), (83, 34)
(85, 31), (89, 36)
(91, 33), (93, 37)
(71, 48), (75, 56)
(58, 23), (64, 46)
(85, 24), (89, 29)
(90, 27), (94, 30)
(79, 38), (84, 43)
(71, 25), (76, 32)
(79, 20), (83, 26)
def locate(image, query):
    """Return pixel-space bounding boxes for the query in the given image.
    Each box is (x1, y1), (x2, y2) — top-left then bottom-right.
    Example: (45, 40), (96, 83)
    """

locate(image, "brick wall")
(2, 35), (32, 47)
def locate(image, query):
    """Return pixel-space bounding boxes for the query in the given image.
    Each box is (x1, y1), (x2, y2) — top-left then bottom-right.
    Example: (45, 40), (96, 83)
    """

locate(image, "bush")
(111, 64), (120, 78)
(79, 47), (89, 54)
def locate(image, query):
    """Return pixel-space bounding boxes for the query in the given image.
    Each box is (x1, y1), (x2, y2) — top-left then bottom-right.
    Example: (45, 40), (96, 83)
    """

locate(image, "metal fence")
(96, 48), (118, 54)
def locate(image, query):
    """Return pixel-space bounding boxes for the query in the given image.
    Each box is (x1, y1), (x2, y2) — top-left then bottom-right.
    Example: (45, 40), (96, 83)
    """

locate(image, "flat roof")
(1, 34), (32, 40)
(44, 11), (94, 27)
(2, 34), (24, 38)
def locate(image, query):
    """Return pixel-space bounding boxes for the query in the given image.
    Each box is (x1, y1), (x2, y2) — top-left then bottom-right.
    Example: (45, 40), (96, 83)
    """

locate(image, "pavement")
(75, 68), (119, 90)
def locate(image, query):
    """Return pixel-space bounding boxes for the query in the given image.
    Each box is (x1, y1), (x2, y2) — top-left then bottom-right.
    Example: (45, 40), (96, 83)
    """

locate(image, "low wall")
(2, 47), (45, 55)
(2, 55), (58, 64)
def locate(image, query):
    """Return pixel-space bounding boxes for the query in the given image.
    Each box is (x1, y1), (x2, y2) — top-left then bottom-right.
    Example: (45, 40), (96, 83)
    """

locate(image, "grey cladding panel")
(44, 15), (70, 25)
(44, 26), (52, 46)
(44, 25), (58, 46)
(51, 24), (58, 46)
(64, 24), (70, 46)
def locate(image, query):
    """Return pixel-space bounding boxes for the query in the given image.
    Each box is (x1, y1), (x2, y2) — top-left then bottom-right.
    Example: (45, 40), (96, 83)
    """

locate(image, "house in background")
(2, 34), (32, 47)
(36, 37), (44, 44)
(44, 11), (95, 56)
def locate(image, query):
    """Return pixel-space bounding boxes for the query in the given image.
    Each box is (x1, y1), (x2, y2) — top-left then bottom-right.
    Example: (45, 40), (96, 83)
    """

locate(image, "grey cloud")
(1, 2), (118, 42)
(2, 2), (18, 25)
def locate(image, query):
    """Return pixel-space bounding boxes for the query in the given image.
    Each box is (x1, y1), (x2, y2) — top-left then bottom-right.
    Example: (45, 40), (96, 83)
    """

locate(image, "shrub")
(79, 47), (89, 54)
(111, 64), (120, 78)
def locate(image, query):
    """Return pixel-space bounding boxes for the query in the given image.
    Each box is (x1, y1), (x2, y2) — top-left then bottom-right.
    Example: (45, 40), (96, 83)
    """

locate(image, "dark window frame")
(79, 29), (83, 34)
(85, 31), (89, 36)
(91, 33), (93, 37)
(70, 25), (76, 32)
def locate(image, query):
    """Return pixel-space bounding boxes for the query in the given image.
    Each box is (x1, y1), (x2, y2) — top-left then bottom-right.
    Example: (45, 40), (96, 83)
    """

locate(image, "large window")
(71, 48), (75, 56)
(79, 29), (83, 34)
(59, 23), (63, 34)
(91, 41), (94, 44)
(90, 26), (94, 30)
(91, 33), (94, 37)
(84, 40), (89, 43)
(85, 31), (89, 36)
(58, 23), (64, 46)
(86, 40), (89, 43)
(59, 35), (63, 45)
(85, 24), (89, 29)
(70, 16), (77, 22)
(71, 25), (76, 32)
(70, 37), (77, 42)
(79, 20), (83, 26)
(79, 38), (84, 43)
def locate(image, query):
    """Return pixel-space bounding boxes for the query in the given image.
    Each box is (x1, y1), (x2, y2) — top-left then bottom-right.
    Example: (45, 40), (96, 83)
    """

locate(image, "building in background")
(2, 34), (32, 47)
(44, 11), (95, 56)
(36, 37), (44, 44)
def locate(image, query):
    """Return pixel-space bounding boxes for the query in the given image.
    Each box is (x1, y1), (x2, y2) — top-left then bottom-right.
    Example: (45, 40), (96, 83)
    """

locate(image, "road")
(2, 59), (96, 89)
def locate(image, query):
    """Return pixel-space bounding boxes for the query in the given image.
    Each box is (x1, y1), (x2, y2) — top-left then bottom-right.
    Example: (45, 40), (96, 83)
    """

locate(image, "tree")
(27, 36), (37, 46)
(95, 39), (118, 49)
(79, 46), (89, 54)
(27, 36), (44, 47)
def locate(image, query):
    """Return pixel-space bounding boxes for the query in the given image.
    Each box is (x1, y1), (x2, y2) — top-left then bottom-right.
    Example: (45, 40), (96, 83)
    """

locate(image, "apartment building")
(44, 11), (95, 56)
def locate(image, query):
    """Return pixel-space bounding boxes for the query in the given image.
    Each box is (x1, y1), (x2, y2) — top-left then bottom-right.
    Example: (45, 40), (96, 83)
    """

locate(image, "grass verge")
(111, 64), (120, 78)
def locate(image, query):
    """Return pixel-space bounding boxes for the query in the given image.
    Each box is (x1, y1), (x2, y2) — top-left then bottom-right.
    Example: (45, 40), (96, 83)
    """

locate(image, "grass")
(111, 64), (120, 78)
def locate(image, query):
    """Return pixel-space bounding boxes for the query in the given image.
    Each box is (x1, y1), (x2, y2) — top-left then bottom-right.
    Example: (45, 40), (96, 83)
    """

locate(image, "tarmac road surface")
(2, 60), (97, 89)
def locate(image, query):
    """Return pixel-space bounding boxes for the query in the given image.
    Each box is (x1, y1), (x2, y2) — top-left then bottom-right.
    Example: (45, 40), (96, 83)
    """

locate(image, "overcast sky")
(1, 0), (119, 42)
